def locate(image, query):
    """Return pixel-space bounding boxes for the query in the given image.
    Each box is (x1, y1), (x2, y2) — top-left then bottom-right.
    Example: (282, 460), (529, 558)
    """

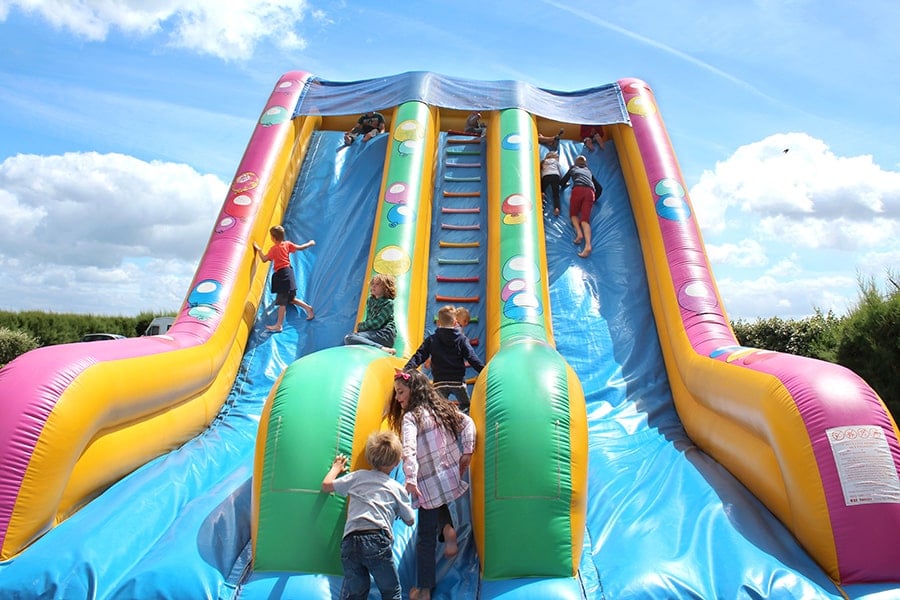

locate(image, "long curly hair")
(371, 273), (396, 299)
(386, 370), (464, 438)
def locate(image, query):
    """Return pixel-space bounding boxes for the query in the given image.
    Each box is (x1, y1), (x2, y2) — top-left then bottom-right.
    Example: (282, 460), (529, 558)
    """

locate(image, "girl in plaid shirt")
(386, 369), (475, 600)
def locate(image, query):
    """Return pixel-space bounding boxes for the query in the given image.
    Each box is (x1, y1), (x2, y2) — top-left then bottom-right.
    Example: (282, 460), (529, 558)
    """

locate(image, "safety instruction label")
(827, 425), (900, 506)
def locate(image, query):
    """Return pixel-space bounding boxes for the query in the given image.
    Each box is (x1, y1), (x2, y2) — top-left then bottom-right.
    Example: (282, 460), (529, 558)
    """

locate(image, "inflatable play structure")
(1, 71), (898, 599)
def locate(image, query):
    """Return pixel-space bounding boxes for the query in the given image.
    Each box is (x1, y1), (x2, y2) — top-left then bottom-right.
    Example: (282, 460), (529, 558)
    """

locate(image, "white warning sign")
(827, 425), (900, 506)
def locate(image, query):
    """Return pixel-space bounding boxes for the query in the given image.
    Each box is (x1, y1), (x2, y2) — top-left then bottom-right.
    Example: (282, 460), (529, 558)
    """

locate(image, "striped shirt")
(401, 408), (476, 509)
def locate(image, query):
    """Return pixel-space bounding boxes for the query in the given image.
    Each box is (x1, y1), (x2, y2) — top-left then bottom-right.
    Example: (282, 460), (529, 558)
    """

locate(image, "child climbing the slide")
(581, 125), (606, 151)
(386, 369), (476, 600)
(321, 431), (415, 600)
(404, 305), (484, 414)
(253, 225), (315, 331)
(538, 127), (566, 150)
(541, 150), (563, 216)
(454, 307), (476, 346)
(560, 155), (603, 259)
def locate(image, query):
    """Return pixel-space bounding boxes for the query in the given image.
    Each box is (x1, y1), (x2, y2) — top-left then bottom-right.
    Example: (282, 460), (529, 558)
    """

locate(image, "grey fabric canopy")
(292, 70), (629, 126)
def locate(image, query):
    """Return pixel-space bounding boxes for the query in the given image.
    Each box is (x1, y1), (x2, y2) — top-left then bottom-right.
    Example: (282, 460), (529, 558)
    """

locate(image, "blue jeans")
(434, 382), (470, 413)
(340, 529), (401, 600)
(343, 328), (394, 349)
(415, 504), (453, 591)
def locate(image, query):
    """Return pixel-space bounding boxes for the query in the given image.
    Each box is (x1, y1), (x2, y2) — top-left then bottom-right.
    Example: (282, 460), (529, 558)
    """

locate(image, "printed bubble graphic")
(260, 106), (289, 127)
(678, 280), (718, 313)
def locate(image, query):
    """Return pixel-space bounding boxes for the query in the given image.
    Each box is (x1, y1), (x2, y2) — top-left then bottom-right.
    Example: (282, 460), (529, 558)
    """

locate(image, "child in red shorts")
(560, 155), (602, 259)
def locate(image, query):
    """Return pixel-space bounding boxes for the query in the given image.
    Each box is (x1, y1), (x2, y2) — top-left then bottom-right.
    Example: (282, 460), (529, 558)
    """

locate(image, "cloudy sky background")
(0, 0), (897, 321)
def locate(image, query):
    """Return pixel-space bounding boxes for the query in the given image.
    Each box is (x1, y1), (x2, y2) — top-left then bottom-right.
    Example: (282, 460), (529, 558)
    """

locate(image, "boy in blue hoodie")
(404, 305), (484, 413)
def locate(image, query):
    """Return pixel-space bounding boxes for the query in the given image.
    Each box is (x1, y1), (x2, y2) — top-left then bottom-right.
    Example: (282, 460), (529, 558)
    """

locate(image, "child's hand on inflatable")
(333, 454), (349, 471)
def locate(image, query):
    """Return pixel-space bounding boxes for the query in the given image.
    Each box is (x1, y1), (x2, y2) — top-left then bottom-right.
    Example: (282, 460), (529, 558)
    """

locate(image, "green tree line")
(731, 275), (898, 421)
(1, 276), (897, 420)
(0, 310), (171, 365)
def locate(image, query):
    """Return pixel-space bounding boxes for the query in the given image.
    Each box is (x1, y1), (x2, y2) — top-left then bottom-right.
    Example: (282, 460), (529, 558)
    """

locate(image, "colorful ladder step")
(436, 294), (480, 303)
(437, 258), (480, 265)
(436, 276), (480, 283)
(447, 129), (482, 137)
(445, 162), (482, 168)
(441, 207), (480, 214)
(439, 241), (481, 248)
(441, 223), (480, 230)
(444, 175), (481, 182)
(443, 191), (480, 198)
(446, 149), (481, 155)
(447, 138), (482, 145)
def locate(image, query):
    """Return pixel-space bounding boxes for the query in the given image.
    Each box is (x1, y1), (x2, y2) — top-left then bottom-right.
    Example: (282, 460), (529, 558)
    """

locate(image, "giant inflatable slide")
(1, 71), (899, 599)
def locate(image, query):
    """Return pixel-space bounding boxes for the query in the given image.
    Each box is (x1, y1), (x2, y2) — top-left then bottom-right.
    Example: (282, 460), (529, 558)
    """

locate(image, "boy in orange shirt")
(253, 225), (315, 332)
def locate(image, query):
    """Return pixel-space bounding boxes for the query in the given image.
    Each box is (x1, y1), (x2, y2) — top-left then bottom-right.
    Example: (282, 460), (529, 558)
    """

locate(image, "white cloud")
(0, 152), (225, 315)
(690, 132), (900, 244)
(0, 0), (323, 60)
(0, 187), (46, 233)
(705, 238), (768, 268)
(717, 273), (858, 322)
(757, 215), (896, 251)
(766, 255), (802, 279)
(858, 248), (900, 280)
(691, 133), (900, 320)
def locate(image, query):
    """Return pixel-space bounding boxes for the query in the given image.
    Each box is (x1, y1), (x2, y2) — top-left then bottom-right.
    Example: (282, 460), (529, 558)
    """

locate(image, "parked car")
(143, 316), (175, 336)
(80, 333), (126, 342)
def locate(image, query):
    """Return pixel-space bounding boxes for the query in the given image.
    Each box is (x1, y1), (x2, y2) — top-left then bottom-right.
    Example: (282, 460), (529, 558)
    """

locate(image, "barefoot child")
(387, 370), (476, 600)
(253, 225), (315, 331)
(537, 126), (566, 151)
(559, 155), (603, 259)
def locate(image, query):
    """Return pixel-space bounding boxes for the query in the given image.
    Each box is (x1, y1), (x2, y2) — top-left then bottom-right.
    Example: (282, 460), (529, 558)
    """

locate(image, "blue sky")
(0, 0), (897, 321)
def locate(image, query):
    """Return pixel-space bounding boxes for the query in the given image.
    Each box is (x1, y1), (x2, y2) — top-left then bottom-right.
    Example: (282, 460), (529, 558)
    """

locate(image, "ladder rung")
(439, 241), (481, 248)
(436, 295), (480, 303)
(447, 138), (482, 145)
(444, 176), (481, 182)
(443, 191), (480, 198)
(447, 149), (481, 155)
(447, 129), (482, 137)
(438, 258), (480, 265)
(441, 207), (480, 214)
(445, 162), (482, 168)
(437, 276), (480, 283)
(441, 223), (480, 230)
